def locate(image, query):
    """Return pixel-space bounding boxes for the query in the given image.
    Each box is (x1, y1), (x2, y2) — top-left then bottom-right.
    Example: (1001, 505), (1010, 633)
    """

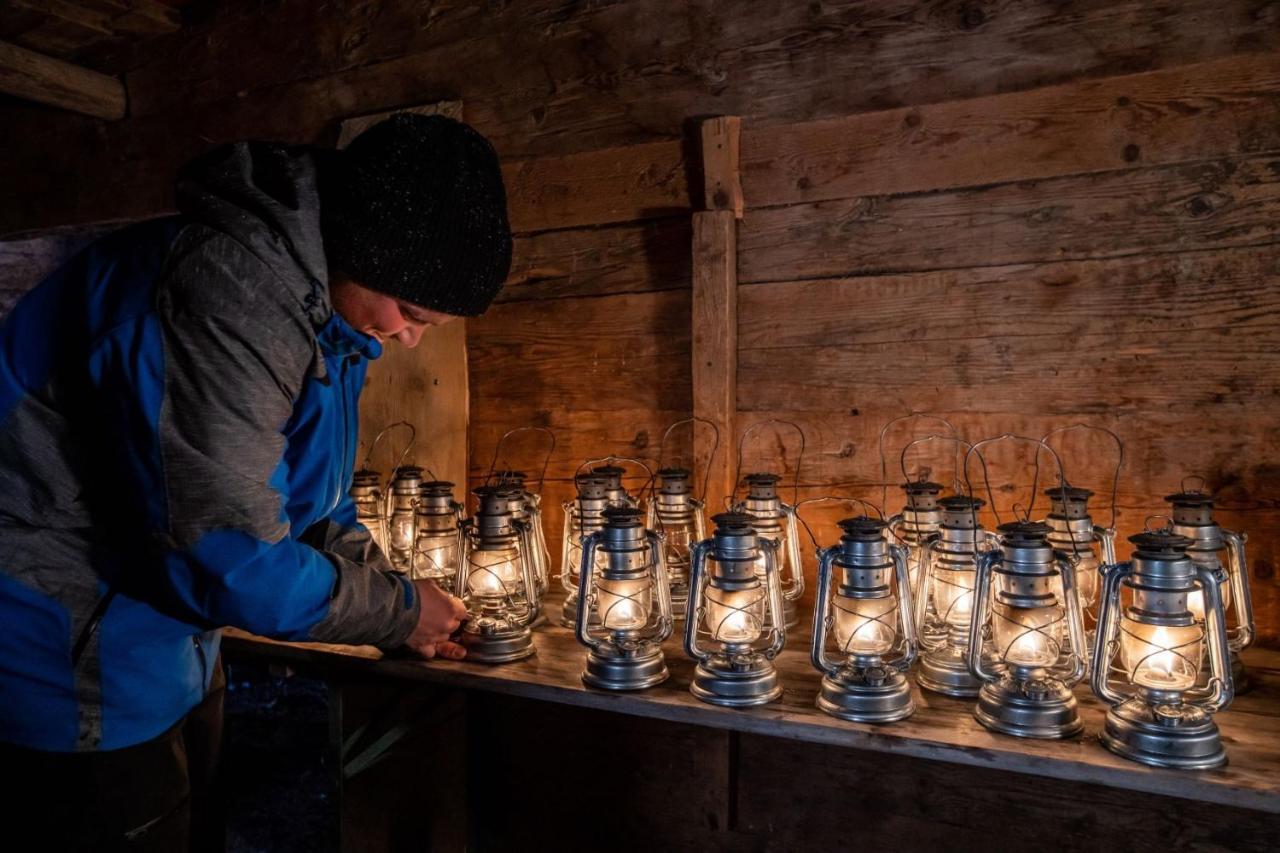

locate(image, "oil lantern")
(456, 485), (541, 663)
(385, 464), (425, 572)
(575, 506), (675, 690)
(349, 468), (390, 558)
(1164, 483), (1255, 691)
(644, 467), (706, 621)
(1091, 529), (1235, 769)
(1043, 485), (1116, 652)
(967, 520), (1089, 738)
(410, 480), (465, 593)
(738, 473), (805, 629)
(812, 516), (918, 723)
(684, 512), (786, 707)
(914, 495), (996, 696)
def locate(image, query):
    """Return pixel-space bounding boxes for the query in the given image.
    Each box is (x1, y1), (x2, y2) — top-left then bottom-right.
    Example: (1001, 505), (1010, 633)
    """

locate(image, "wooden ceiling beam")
(0, 39), (126, 120)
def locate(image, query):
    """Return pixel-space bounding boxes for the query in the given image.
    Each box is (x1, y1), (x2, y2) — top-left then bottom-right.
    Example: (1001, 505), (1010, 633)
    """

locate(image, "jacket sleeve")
(130, 226), (419, 648)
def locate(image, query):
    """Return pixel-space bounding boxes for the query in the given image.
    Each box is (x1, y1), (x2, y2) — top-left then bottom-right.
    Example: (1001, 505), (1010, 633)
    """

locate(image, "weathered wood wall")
(1, 0), (1277, 648)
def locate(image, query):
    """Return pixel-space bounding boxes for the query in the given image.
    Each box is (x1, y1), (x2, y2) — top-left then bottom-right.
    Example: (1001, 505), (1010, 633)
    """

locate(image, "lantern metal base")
(558, 594), (580, 628)
(690, 658), (782, 708)
(458, 621), (536, 665)
(816, 669), (915, 724)
(916, 645), (986, 698)
(973, 676), (1083, 739)
(582, 646), (669, 691)
(1100, 698), (1226, 770)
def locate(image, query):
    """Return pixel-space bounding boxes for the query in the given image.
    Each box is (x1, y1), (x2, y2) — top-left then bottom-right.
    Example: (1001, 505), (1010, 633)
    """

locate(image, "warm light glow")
(993, 603), (1063, 667)
(705, 583), (766, 643)
(833, 594), (897, 655)
(933, 567), (975, 627)
(596, 577), (652, 630)
(1120, 617), (1203, 690)
(1187, 572), (1231, 621)
(467, 548), (521, 598)
(411, 538), (458, 581)
(390, 515), (416, 553)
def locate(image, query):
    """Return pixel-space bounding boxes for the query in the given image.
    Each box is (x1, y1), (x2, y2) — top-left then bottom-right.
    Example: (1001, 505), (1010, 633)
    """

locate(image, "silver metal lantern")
(349, 468), (390, 558)
(684, 512), (786, 707)
(968, 520), (1089, 738)
(1091, 529), (1235, 769)
(1043, 485), (1116, 653)
(575, 506), (675, 690)
(738, 473), (805, 629)
(560, 457), (648, 628)
(1164, 482), (1255, 692)
(644, 467), (707, 621)
(914, 494), (996, 697)
(560, 473), (614, 628)
(456, 485), (541, 663)
(812, 516), (918, 723)
(386, 464), (425, 572)
(409, 480), (465, 593)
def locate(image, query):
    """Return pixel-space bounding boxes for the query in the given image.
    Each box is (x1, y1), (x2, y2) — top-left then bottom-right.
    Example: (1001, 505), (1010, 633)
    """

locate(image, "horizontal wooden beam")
(0, 39), (125, 120)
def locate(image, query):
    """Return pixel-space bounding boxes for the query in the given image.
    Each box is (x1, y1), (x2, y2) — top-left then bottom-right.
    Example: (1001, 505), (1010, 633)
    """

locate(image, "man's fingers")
(435, 641), (467, 660)
(417, 644), (437, 659)
(449, 596), (468, 620)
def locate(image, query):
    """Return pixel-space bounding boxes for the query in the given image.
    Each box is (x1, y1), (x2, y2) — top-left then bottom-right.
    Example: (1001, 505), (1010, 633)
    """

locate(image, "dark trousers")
(0, 676), (226, 852)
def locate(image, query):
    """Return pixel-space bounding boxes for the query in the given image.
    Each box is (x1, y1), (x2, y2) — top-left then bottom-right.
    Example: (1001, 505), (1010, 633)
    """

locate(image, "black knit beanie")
(321, 114), (513, 317)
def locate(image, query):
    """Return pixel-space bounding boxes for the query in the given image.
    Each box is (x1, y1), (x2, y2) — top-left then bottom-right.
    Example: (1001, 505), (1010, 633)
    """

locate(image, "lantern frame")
(684, 512), (787, 707)
(967, 520), (1089, 739)
(575, 507), (675, 690)
(812, 516), (919, 723)
(455, 485), (542, 664)
(1091, 529), (1235, 769)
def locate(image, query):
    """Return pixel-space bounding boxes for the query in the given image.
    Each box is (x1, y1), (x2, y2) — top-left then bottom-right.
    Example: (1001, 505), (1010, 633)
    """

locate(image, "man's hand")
(403, 579), (469, 660)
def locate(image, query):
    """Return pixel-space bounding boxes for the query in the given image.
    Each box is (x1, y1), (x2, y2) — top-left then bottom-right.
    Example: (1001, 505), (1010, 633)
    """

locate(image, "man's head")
(321, 113), (512, 346)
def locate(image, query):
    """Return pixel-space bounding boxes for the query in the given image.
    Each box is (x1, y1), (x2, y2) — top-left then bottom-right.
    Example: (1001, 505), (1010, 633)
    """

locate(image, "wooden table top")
(223, 595), (1280, 814)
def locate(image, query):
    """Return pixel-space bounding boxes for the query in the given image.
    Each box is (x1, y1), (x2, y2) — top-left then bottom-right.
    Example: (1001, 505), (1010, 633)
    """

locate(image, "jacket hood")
(175, 142), (336, 330)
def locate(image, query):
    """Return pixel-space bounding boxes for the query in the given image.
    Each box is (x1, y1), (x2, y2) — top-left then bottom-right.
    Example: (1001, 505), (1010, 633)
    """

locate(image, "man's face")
(329, 276), (460, 349)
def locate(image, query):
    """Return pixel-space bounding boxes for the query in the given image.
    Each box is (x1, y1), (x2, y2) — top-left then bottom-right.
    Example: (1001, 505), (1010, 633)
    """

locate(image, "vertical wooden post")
(693, 117), (743, 509)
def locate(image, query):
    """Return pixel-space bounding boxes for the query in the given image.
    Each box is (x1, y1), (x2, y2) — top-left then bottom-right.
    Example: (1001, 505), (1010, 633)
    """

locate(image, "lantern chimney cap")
(997, 519), (1053, 540)
(1129, 529), (1193, 554)
(575, 475), (611, 500)
(712, 511), (757, 535)
(420, 480), (455, 495)
(352, 469), (381, 487)
(838, 515), (889, 538)
(658, 466), (692, 480)
(1044, 484), (1093, 502)
(1163, 490), (1215, 508)
(391, 464), (425, 479)
(939, 495), (985, 511)
(744, 472), (782, 486)
(603, 505), (644, 527)
(902, 480), (944, 496)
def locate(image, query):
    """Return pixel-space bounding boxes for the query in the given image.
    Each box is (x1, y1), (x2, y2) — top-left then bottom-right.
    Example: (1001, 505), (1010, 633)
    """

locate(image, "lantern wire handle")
(731, 418), (806, 508)
(1181, 474), (1208, 494)
(898, 434), (997, 511)
(963, 434), (1070, 551)
(794, 496), (885, 551)
(362, 420), (416, 474)
(1034, 423), (1125, 531)
(878, 413), (961, 517)
(484, 426), (557, 494)
(1144, 514), (1174, 533)
(574, 455), (656, 512)
(656, 416), (721, 505)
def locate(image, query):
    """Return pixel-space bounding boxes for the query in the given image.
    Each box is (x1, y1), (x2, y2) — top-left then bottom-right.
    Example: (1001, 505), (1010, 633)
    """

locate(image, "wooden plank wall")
(1, 2), (1277, 642)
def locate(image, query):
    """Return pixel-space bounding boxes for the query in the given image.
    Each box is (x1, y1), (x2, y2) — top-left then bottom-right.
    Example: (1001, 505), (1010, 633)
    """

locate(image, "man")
(0, 114), (512, 848)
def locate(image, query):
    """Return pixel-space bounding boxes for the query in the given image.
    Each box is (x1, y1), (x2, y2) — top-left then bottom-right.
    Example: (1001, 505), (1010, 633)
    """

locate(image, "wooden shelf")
(223, 595), (1280, 815)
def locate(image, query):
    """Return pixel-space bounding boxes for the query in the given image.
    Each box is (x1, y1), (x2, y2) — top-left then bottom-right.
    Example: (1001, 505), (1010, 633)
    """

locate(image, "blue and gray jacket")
(0, 143), (420, 752)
